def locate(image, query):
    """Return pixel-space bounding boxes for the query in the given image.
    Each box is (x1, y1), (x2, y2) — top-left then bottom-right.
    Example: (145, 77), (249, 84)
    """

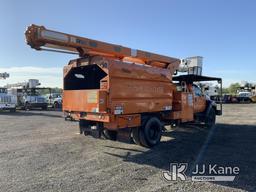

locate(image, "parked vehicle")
(7, 79), (48, 110)
(0, 87), (17, 112)
(53, 96), (62, 109)
(222, 94), (239, 103)
(44, 93), (62, 109)
(25, 24), (222, 147)
(237, 91), (253, 103)
(19, 90), (48, 110)
(251, 95), (256, 103)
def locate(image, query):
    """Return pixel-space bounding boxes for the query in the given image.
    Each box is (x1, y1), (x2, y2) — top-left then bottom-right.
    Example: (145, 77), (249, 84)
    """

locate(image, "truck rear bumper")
(27, 103), (48, 108)
(64, 111), (141, 130)
(0, 103), (16, 110)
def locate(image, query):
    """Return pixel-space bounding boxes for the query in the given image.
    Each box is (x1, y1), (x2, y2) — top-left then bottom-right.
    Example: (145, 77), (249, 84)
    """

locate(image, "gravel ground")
(0, 104), (255, 192)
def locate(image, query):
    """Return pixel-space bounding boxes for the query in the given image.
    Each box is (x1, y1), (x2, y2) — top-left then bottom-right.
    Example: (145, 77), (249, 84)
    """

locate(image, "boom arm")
(25, 24), (180, 70)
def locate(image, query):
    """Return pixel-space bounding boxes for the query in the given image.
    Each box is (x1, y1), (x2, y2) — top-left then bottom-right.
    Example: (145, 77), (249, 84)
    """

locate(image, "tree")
(222, 87), (229, 94)
(228, 83), (240, 94)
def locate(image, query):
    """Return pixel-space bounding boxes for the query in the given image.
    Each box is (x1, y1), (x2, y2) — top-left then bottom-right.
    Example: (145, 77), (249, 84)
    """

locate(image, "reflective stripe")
(131, 49), (137, 57)
(41, 30), (69, 42)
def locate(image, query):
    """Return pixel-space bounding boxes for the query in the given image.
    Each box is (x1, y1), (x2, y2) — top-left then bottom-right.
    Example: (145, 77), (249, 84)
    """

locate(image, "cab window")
(0, 88), (7, 94)
(193, 85), (202, 96)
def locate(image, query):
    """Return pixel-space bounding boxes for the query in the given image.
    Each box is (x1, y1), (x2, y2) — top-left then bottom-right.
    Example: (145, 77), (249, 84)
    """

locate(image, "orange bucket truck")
(25, 25), (222, 147)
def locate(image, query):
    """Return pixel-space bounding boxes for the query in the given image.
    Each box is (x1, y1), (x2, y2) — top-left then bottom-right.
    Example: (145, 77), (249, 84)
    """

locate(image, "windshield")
(192, 84), (202, 96)
(0, 88), (7, 94)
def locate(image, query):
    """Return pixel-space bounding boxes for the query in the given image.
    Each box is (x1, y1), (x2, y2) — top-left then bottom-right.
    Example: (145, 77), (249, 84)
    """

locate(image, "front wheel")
(205, 108), (216, 129)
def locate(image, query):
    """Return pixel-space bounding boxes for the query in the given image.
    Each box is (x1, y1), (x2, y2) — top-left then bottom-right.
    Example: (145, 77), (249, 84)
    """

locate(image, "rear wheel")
(24, 102), (30, 110)
(54, 102), (59, 109)
(79, 120), (90, 135)
(205, 108), (216, 128)
(131, 127), (141, 145)
(102, 129), (117, 141)
(138, 117), (162, 148)
(10, 108), (16, 113)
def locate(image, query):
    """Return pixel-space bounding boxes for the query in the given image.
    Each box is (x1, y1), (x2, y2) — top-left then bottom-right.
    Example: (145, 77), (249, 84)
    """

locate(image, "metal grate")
(0, 96), (11, 103)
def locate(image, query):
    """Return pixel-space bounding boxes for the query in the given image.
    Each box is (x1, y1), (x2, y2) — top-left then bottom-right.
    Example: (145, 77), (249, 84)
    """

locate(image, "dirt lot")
(0, 104), (255, 192)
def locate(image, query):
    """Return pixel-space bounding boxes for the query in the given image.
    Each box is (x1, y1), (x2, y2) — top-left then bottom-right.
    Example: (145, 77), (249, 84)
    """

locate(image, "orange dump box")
(63, 57), (176, 129)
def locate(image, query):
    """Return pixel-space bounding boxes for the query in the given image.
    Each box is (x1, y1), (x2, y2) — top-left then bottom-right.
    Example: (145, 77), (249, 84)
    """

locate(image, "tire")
(205, 108), (216, 129)
(139, 117), (162, 148)
(54, 102), (59, 109)
(131, 127), (141, 145)
(10, 108), (16, 113)
(24, 103), (30, 111)
(79, 120), (90, 135)
(102, 129), (117, 140)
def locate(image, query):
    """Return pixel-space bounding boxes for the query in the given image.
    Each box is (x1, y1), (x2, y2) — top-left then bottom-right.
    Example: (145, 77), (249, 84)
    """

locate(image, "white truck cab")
(15, 89), (48, 110)
(44, 93), (62, 108)
(0, 87), (17, 112)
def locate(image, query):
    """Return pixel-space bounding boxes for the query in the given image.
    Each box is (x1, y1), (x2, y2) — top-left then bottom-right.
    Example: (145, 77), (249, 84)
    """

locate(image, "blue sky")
(0, 0), (255, 87)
